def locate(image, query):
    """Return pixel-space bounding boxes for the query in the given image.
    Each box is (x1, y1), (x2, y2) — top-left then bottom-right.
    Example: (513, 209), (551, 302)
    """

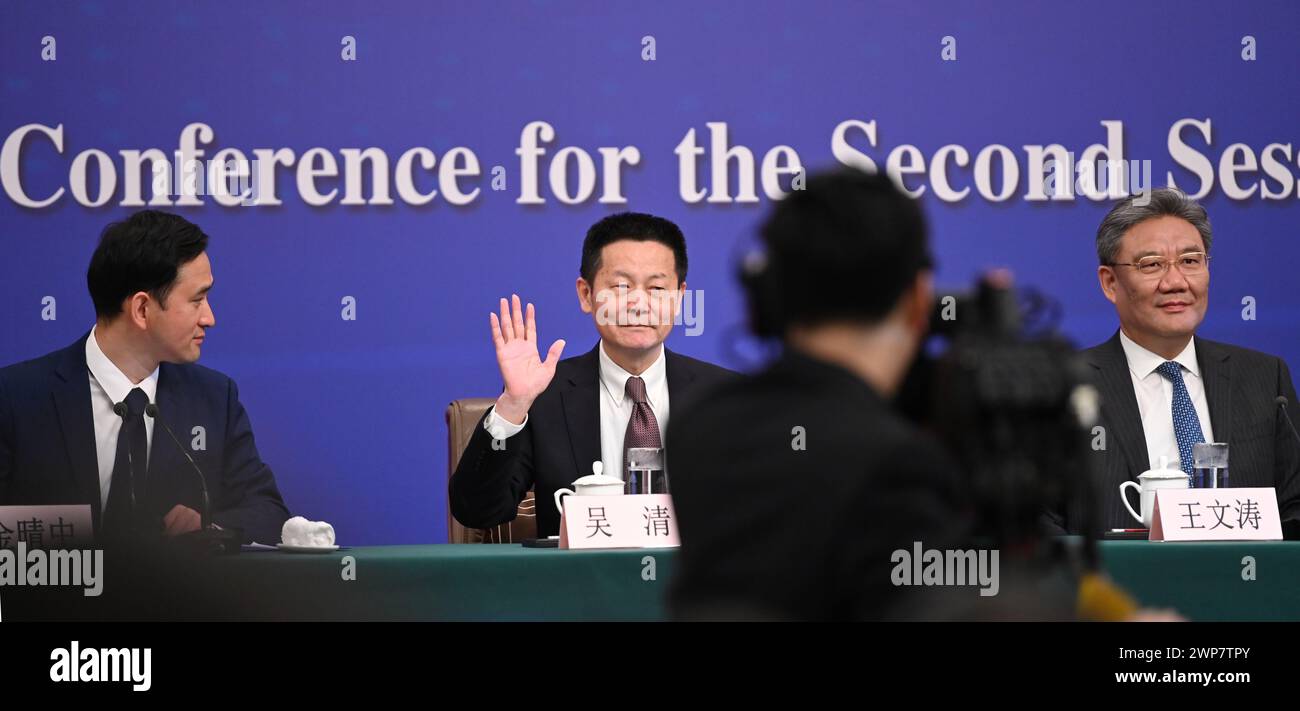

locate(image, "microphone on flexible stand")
(145, 403), (242, 555)
(1277, 396), (1300, 448)
(1274, 396), (1300, 540)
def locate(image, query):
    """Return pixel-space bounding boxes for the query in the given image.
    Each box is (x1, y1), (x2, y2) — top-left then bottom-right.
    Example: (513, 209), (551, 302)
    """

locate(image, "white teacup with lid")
(554, 461), (625, 514)
(1119, 456), (1189, 528)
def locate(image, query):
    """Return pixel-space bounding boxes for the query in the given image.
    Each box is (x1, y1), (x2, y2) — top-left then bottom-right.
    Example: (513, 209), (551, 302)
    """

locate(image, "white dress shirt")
(1119, 330), (1215, 471)
(483, 341), (669, 480)
(86, 326), (158, 512)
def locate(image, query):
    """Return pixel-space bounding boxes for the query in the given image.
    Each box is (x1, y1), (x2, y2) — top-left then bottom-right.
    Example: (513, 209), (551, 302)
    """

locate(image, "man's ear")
(576, 277), (594, 314)
(126, 291), (151, 330)
(906, 271), (934, 333)
(1098, 266), (1119, 305)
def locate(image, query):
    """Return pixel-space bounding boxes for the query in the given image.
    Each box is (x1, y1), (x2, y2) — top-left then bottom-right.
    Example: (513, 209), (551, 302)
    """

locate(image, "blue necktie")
(1155, 361), (1205, 476)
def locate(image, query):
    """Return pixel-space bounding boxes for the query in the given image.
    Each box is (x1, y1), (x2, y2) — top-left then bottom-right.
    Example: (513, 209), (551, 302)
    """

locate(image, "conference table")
(210, 544), (674, 621)
(179, 540), (1300, 621)
(12, 540), (1298, 621)
(1099, 540), (1300, 621)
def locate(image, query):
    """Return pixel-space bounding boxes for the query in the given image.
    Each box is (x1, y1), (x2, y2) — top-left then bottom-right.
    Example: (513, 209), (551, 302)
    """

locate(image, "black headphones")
(738, 245), (783, 339)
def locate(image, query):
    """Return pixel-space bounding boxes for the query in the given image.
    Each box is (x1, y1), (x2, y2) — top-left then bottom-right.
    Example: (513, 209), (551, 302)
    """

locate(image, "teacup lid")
(571, 461), (624, 487)
(1138, 456), (1187, 480)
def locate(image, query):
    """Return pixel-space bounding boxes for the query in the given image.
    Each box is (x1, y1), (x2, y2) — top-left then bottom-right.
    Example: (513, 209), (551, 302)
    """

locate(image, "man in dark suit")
(1066, 188), (1300, 533)
(450, 213), (733, 538)
(0, 210), (290, 545)
(667, 171), (973, 620)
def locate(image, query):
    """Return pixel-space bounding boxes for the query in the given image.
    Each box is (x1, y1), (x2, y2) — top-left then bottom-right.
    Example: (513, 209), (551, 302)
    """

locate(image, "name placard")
(558, 494), (680, 549)
(1151, 488), (1282, 541)
(0, 505), (95, 549)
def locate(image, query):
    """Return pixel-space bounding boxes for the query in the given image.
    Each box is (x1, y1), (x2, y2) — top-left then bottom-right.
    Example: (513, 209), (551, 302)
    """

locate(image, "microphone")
(145, 403), (240, 555)
(1273, 397), (1300, 540)
(1276, 396), (1300, 450)
(144, 403), (211, 529)
(111, 400), (138, 531)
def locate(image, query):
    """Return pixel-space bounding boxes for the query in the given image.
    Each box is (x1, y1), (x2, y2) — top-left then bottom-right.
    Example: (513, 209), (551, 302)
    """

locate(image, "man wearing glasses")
(1056, 188), (1300, 533)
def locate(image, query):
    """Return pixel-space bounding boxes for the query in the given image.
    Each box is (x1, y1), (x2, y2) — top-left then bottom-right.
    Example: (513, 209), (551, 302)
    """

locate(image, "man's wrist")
(494, 394), (531, 425)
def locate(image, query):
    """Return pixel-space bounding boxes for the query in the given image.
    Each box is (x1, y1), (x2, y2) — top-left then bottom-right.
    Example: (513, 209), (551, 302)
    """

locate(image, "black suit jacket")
(1063, 332), (1300, 532)
(0, 335), (291, 544)
(449, 344), (735, 538)
(666, 349), (969, 621)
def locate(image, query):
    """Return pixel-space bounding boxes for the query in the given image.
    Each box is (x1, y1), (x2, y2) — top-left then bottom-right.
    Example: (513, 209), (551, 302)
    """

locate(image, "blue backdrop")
(2, 1), (1298, 544)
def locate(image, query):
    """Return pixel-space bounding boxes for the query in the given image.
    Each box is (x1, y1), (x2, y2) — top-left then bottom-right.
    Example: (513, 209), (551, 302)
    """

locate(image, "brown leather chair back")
(445, 398), (537, 543)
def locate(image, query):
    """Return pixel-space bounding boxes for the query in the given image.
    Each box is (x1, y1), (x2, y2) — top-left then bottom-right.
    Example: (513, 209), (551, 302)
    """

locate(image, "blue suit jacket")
(0, 334), (290, 544)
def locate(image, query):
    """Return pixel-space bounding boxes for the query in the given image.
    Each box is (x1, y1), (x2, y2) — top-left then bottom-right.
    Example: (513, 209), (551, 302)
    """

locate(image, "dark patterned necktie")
(103, 387), (150, 537)
(622, 376), (662, 479)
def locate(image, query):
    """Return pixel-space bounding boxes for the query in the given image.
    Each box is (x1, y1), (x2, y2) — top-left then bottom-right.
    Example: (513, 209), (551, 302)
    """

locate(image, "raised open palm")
(490, 294), (565, 422)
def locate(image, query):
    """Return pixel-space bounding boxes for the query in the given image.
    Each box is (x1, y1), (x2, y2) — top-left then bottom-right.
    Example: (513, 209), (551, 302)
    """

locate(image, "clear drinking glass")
(1192, 442), (1229, 489)
(625, 447), (667, 495)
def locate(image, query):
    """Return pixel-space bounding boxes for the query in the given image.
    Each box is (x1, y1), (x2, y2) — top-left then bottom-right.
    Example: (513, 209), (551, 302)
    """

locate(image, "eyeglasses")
(1109, 252), (1210, 277)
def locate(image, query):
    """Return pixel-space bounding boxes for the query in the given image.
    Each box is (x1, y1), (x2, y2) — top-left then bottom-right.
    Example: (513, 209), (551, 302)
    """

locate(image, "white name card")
(1151, 488), (1283, 541)
(0, 505), (95, 549)
(559, 494), (680, 550)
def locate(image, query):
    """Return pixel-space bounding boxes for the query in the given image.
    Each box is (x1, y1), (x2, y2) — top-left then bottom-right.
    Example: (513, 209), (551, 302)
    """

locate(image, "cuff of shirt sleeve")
(484, 405), (527, 440)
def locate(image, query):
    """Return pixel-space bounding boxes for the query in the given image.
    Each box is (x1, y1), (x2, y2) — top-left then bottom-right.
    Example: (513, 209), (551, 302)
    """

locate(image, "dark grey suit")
(1056, 331), (1300, 533)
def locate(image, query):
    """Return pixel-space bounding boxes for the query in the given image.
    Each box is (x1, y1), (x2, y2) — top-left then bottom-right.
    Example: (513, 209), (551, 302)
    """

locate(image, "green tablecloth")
(14, 540), (1298, 621)
(206, 544), (677, 621)
(209, 540), (1300, 621)
(1100, 540), (1300, 621)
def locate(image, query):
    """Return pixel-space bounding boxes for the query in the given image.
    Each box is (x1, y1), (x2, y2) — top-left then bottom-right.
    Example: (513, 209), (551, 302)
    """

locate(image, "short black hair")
(580, 212), (687, 285)
(754, 169), (930, 330)
(87, 210), (210, 319)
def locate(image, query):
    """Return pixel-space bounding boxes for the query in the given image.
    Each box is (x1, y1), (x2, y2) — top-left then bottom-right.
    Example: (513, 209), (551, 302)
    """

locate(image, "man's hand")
(162, 505), (202, 536)
(491, 294), (565, 424)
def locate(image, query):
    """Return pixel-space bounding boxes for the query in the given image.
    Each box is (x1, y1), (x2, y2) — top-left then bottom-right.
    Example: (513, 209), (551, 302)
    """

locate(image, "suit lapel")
(560, 345), (602, 477)
(1089, 332), (1150, 480)
(1197, 337), (1233, 446)
(664, 348), (697, 399)
(51, 335), (101, 514)
(561, 345), (694, 475)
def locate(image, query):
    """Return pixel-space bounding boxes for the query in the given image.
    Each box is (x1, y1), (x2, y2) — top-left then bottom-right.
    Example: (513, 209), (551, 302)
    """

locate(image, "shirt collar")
(598, 340), (666, 408)
(1119, 329), (1201, 380)
(86, 326), (160, 405)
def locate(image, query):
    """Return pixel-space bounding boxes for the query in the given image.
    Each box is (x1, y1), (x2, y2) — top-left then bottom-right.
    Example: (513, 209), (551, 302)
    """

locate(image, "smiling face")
(576, 239), (682, 357)
(1098, 215), (1209, 353)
